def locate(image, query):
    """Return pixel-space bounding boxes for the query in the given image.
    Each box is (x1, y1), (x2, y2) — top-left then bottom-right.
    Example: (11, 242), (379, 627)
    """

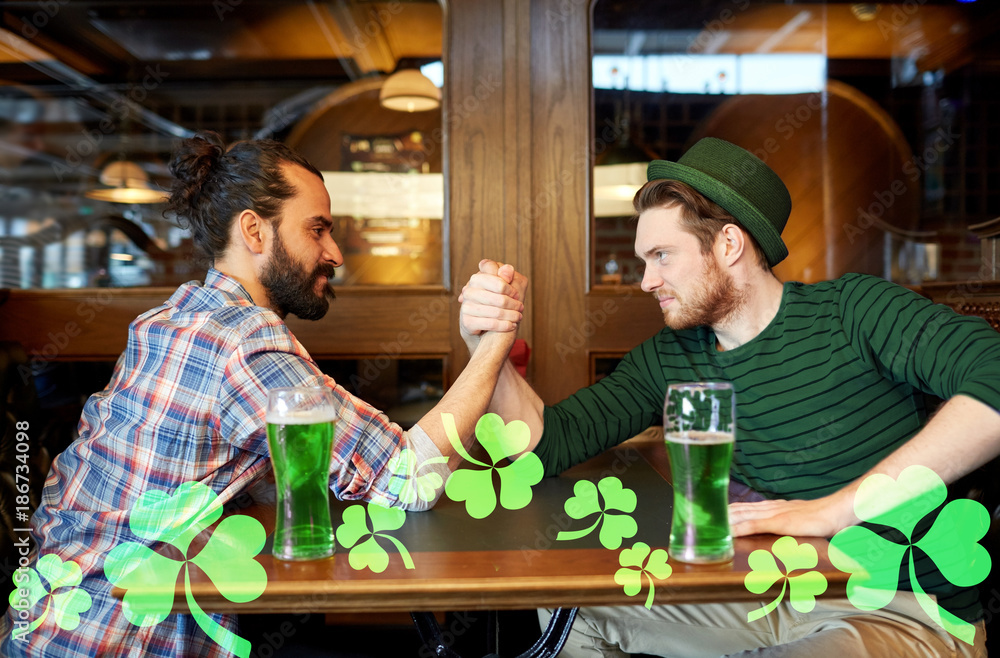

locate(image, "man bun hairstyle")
(166, 130), (323, 262)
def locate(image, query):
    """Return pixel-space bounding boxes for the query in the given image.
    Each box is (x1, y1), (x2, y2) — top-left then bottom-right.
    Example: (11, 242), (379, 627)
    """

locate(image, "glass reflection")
(592, 1), (998, 287)
(1, 1), (443, 289)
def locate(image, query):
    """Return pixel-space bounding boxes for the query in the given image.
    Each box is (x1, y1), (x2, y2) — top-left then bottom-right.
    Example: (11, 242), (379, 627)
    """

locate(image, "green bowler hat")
(646, 137), (792, 267)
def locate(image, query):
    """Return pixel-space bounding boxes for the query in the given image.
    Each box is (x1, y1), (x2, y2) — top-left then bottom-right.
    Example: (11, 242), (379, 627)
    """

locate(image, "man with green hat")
(458, 137), (1000, 656)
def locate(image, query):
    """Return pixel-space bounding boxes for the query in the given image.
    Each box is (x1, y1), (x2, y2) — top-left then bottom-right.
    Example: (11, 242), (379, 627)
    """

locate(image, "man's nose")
(322, 235), (344, 268)
(640, 266), (662, 293)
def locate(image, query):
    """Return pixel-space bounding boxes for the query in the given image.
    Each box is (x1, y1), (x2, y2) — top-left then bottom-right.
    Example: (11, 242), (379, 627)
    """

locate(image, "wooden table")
(119, 427), (850, 616)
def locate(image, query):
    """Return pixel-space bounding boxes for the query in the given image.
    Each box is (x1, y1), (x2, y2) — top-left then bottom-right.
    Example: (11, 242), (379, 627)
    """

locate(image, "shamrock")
(557, 477), (638, 550)
(104, 481), (267, 658)
(7, 555), (93, 635)
(744, 536), (828, 622)
(828, 465), (991, 645)
(336, 503), (415, 573)
(442, 413), (544, 519)
(614, 542), (672, 609)
(387, 447), (449, 506)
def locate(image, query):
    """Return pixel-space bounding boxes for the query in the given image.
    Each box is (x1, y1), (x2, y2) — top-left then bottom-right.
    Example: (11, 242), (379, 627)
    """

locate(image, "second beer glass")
(267, 386), (337, 561)
(665, 382), (736, 563)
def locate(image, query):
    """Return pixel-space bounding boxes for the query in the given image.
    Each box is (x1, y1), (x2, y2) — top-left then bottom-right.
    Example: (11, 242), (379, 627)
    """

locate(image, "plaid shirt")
(1, 269), (426, 656)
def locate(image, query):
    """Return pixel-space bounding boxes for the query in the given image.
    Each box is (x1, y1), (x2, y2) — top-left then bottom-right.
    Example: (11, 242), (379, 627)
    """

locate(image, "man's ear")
(236, 209), (269, 255)
(718, 223), (746, 266)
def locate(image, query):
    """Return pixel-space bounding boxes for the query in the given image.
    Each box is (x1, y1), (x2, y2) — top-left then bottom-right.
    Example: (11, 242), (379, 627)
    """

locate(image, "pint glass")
(665, 382), (735, 563)
(266, 386), (337, 561)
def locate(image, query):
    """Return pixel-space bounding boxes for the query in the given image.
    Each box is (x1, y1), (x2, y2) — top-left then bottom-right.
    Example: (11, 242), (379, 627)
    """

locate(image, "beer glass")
(665, 382), (736, 563)
(266, 386), (337, 561)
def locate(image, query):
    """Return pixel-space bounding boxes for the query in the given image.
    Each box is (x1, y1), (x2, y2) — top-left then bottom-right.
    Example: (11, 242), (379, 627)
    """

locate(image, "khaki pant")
(539, 593), (987, 657)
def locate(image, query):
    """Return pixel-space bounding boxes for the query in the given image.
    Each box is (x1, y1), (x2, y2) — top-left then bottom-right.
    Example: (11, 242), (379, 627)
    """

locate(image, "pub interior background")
(1, 0), (999, 655)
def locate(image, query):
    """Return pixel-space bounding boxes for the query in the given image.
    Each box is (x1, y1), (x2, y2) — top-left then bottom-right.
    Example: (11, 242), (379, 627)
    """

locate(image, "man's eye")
(656, 252), (667, 263)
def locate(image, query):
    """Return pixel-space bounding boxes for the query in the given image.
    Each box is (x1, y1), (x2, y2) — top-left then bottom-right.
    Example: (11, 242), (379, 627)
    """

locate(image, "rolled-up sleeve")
(217, 320), (443, 510)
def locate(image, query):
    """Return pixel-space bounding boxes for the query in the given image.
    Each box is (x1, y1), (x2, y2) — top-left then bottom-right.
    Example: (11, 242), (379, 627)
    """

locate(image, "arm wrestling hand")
(729, 492), (858, 539)
(459, 259), (527, 352)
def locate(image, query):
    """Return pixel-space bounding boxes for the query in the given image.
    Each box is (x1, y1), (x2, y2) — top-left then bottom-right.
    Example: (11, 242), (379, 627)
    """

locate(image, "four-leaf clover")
(745, 536), (828, 622)
(336, 503), (415, 573)
(104, 481), (267, 658)
(387, 447), (449, 506)
(7, 555), (92, 635)
(442, 413), (544, 519)
(828, 465), (991, 645)
(614, 542), (672, 609)
(557, 477), (638, 549)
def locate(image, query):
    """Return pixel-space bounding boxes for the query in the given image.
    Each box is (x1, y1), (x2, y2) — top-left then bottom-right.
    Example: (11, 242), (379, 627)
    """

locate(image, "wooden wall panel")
(586, 288), (665, 354)
(0, 288), (451, 360)
(444, 0), (537, 389)
(529, 0), (591, 406)
(445, 0), (509, 387)
(503, 0), (535, 347)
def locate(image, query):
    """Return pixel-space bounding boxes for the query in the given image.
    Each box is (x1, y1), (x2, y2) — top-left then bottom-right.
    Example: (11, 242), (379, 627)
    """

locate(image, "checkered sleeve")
(217, 320), (410, 508)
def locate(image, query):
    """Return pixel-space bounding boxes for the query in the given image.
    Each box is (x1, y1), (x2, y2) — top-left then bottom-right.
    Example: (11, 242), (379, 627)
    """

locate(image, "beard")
(660, 257), (746, 331)
(260, 231), (337, 321)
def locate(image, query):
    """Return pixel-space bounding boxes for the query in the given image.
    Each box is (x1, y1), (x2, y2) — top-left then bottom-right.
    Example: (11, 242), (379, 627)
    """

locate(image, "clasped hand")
(459, 259), (528, 350)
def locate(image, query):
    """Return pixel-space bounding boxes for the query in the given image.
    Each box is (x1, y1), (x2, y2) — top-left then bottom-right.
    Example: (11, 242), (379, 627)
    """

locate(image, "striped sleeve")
(838, 273), (1000, 411)
(537, 334), (668, 477)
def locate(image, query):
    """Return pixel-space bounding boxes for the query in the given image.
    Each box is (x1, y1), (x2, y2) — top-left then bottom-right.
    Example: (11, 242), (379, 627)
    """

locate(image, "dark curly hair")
(166, 131), (323, 262)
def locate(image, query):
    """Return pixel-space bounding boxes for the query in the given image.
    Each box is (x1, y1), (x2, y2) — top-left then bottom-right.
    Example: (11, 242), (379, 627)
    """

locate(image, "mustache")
(314, 264), (338, 279)
(314, 264), (337, 300)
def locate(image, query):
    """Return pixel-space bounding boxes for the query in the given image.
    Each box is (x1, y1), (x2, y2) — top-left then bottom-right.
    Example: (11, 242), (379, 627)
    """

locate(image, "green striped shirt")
(539, 273), (1000, 621)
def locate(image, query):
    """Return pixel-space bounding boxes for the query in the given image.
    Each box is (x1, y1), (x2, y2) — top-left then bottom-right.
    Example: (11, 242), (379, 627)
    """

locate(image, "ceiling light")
(379, 70), (441, 113)
(850, 4), (881, 22)
(85, 160), (168, 204)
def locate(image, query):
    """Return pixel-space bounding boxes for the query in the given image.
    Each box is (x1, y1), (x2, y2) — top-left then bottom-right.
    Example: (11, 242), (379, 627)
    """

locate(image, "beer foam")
(665, 430), (734, 445)
(266, 409), (338, 425)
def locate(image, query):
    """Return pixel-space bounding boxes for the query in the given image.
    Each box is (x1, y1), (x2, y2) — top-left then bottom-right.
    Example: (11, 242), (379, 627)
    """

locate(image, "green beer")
(266, 407), (336, 561)
(666, 430), (735, 563)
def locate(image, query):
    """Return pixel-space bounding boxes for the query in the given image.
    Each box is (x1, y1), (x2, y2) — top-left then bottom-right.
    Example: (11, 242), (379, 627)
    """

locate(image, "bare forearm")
(417, 332), (517, 469)
(488, 359), (545, 452)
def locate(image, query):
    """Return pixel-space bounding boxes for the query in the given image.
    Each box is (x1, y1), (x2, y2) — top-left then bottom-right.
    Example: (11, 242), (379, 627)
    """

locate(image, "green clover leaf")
(104, 481), (268, 658)
(851, 467), (945, 538)
(105, 544), (183, 627)
(915, 499), (991, 587)
(441, 413), (544, 519)
(387, 448), (448, 505)
(128, 480), (223, 557)
(613, 542), (672, 609)
(336, 503), (414, 573)
(829, 466), (990, 646)
(564, 479), (601, 518)
(745, 536), (828, 622)
(828, 525), (906, 611)
(48, 587), (92, 632)
(188, 515), (267, 603)
(7, 555), (93, 634)
(9, 567), (49, 626)
(557, 477), (638, 549)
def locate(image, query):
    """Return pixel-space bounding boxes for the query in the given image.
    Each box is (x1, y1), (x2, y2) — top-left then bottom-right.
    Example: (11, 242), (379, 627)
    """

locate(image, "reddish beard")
(660, 256), (745, 331)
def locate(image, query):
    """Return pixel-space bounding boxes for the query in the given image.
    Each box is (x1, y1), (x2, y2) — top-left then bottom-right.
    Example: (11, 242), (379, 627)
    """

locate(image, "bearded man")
(0, 131), (520, 656)
(459, 138), (1000, 657)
